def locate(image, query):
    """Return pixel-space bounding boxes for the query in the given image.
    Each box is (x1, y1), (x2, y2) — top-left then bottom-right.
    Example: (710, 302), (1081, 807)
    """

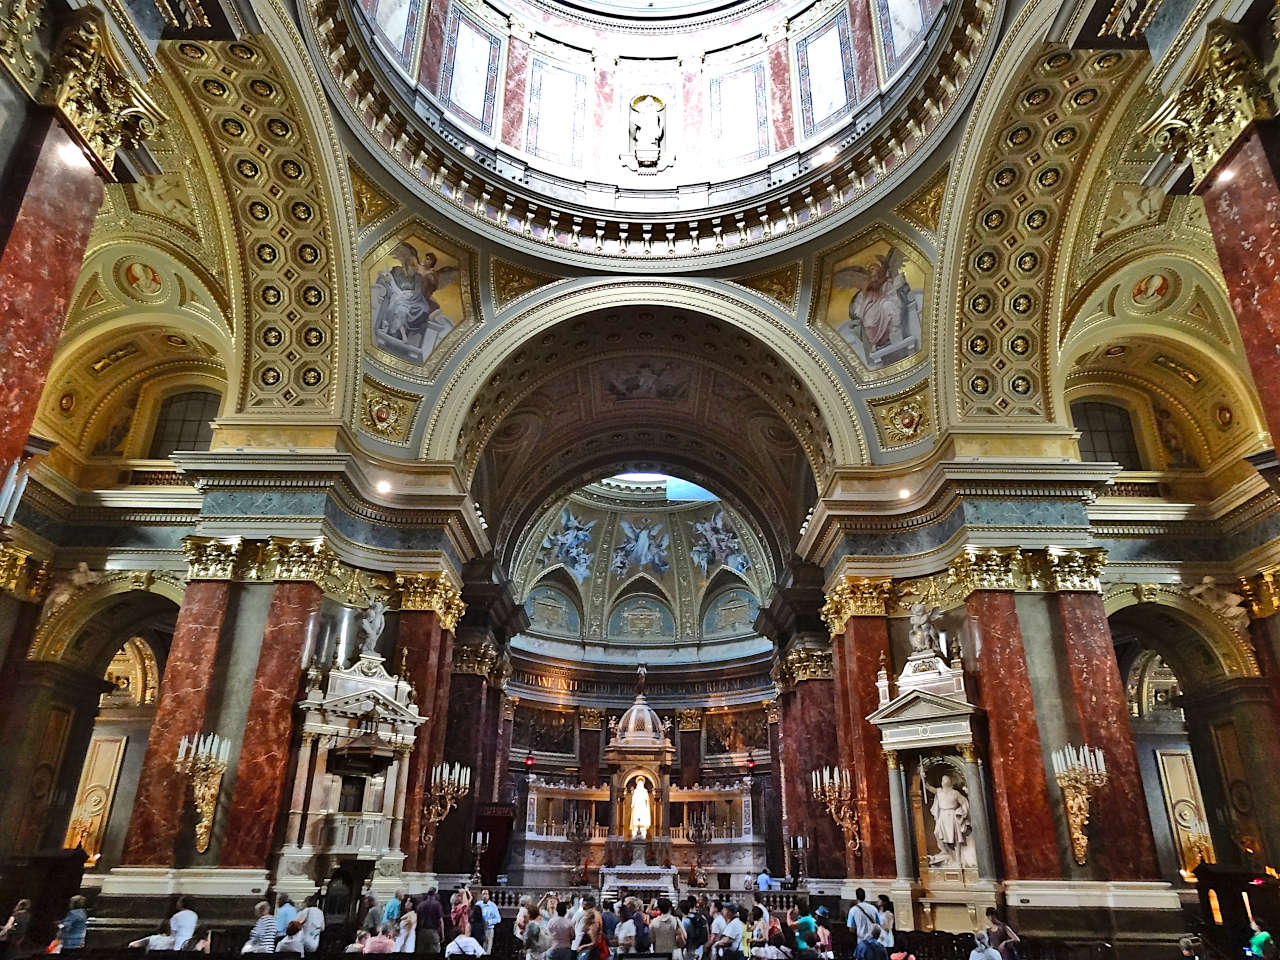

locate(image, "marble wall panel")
(794, 8), (858, 141)
(0, 115), (103, 466)
(709, 61), (770, 166)
(438, 4), (502, 134)
(525, 57), (589, 168)
(838, 616), (895, 877)
(766, 42), (794, 153)
(397, 610), (445, 871)
(781, 678), (844, 877)
(501, 36), (531, 148)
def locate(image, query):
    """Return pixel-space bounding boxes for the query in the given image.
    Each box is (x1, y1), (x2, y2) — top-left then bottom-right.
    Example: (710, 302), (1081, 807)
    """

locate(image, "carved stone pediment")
(867, 688), (980, 752)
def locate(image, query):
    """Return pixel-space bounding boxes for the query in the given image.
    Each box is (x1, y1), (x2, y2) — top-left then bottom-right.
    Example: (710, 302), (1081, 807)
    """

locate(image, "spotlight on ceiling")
(376, 479), (392, 494)
(817, 146), (836, 166)
(463, 144), (476, 158)
(1217, 167), (1235, 184)
(898, 488), (911, 499)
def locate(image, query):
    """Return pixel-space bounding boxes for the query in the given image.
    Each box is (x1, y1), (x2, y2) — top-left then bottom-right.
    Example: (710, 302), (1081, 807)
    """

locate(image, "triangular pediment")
(867, 688), (977, 727)
(311, 688), (422, 723)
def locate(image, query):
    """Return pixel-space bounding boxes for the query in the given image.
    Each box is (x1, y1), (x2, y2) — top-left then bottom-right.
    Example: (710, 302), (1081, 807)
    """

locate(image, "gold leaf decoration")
(868, 379), (933, 449)
(739, 262), (802, 313)
(358, 374), (421, 445)
(491, 257), (558, 309)
(896, 164), (949, 236)
(348, 158), (396, 230)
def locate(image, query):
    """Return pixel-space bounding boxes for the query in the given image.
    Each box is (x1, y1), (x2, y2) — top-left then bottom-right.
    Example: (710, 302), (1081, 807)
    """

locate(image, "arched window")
(148, 390), (220, 459)
(1070, 400), (1143, 470)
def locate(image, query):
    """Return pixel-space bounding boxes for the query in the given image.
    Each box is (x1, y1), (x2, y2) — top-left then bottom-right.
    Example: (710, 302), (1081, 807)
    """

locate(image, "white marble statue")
(629, 95), (665, 168)
(41, 562), (101, 620)
(1189, 575), (1250, 632)
(359, 599), (388, 655)
(908, 602), (945, 658)
(921, 770), (974, 868)
(630, 776), (652, 839)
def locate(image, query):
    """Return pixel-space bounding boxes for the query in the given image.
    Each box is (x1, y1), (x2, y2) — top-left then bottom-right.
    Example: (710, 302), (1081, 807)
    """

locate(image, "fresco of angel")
(831, 244), (924, 369)
(690, 509), (751, 576)
(538, 509), (596, 583)
(611, 519), (670, 577)
(370, 239), (461, 364)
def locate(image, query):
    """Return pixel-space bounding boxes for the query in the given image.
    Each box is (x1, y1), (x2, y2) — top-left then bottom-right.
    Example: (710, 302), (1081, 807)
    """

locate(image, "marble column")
(779, 660), (844, 878)
(396, 607), (446, 872)
(389, 749), (410, 851)
(834, 613), (896, 878)
(221, 580), (323, 866)
(1053, 589), (1160, 880)
(439, 665), (492, 873)
(958, 744), (997, 880)
(678, 711), (701, 788)
(121, 579), (234, 865)
(0, 112), (103, 467)
(764, 704), (785, 876)
(284, 732), (317, 848)
(493, 697), (514, 802)
(1195, 126), (1280, 442)
(885, 752), (914, 881)
(965, 588), (1060, 878)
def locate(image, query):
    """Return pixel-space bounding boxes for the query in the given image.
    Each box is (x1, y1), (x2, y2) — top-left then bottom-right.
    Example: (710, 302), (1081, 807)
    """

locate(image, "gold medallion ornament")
(868, 380), (933, 449)
(38, 8), (165, 178)
(395, 571), (466, 631)
(491, 258), (558, 310)
(738, 263), (802, 313)
(895, 164), (949, 236)
(358, 375), (421, 444)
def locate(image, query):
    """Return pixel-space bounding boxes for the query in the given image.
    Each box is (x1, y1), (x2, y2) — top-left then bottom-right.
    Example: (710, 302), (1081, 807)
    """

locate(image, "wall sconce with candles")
(175, 733), (231, 853)
(420, 762), (471, 844)
(470, 829), (490, 884)
(810, 765), (862, 858)
(1051, 743), (1108, 866)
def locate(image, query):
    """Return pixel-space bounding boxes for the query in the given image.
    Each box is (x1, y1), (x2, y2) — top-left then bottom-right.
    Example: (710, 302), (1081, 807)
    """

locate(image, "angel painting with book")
(831, 245), (923, 369)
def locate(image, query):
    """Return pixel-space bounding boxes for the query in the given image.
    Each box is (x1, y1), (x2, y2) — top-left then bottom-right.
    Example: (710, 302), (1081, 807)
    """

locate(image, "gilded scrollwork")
(821, 576), (895, 633)
(1141, 21), (1275, 188)
(39, 8), (164, 177)
(395, 571), (466, 631)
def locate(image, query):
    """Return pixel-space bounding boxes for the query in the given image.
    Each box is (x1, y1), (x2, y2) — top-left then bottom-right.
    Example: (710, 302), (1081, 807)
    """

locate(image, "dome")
(612, 693), (670, 746)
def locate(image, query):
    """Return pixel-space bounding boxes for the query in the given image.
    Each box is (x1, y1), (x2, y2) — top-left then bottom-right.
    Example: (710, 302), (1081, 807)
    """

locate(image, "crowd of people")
(340, 888), (501, 957)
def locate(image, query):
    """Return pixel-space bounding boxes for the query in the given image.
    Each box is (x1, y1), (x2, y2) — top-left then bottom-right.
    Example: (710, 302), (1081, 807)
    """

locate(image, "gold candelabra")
(1051, 744), (1108, 866)
(175, 733), (230, 853)
(419, 762), (470, 844)
(810, 766), (862, 858)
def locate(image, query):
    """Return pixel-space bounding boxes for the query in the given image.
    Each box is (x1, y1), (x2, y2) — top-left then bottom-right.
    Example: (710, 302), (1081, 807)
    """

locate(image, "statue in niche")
(624, 94), (671, 172)
(359, 599), (388, 655)
(630, 776), (653, 839)
(907, 603), (945, 659)
(920, 765), (975, 868)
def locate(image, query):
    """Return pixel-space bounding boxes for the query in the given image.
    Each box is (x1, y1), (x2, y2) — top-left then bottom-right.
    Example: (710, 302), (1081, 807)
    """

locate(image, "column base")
(92, 868), (273, 945)
(99, 866), (271, 897)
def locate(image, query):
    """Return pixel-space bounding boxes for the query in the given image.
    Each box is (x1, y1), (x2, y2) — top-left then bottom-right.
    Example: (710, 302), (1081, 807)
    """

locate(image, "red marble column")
(835, 617), (895, 878)
(678, 724), (701, 788)
(121, 580), (233, 865)
(0, 112), (103, 465)
(780, 678), (844, 877)
(580, 720), (602, 787)
(1054, 591), (1160, 880)
(501, 36), (530, 149)
(493, 698), (514, 802)
(397, 610), (445, 871)
(419, 0), (450, 96)
(764, 715), (785, 875)
(220, 581), (323, 866)
(438, 669), (491, 873)
(967, 590), (1061, 879)
(1197, 126), (1280, 439)
(766, 41), (794, 153)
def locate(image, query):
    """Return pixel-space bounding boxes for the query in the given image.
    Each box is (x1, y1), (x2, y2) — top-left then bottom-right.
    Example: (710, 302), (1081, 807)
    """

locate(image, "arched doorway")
(0, 588), (178, 874)
(1108, 601), (1278, 881)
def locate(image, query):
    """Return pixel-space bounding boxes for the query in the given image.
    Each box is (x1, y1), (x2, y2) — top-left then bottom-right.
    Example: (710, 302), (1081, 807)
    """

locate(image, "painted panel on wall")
(702, 588), (760, 639)
(874, 0), (929, 77)
(608, 595), (676, 640)
(795, 8), (858, 140)
(526, 583), (582, 637)
(369, 0), (424, 71)
(709, 61), (770, 165)
(525, 58), (589, 168)
(440, 6), (502, 134)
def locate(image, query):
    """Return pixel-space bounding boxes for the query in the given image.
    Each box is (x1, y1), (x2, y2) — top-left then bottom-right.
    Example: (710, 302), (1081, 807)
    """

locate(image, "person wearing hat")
(715, 905), (745, 960)
(813, 907), (833, 960)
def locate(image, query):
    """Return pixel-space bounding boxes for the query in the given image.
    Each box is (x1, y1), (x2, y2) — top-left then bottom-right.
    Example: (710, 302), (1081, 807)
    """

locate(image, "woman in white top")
(130, 923), (175, 952)
(170, 899), (198, 949)
(514, 896), (532, 943)
(277, 921), (306, 954)
(875, 897), (896, 950)
(298, 896), (326, 955)
(396, 901), (417, 953)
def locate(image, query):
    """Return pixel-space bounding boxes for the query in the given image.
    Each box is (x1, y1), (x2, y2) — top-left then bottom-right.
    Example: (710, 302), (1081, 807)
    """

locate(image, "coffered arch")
(423, 279), (867, 473)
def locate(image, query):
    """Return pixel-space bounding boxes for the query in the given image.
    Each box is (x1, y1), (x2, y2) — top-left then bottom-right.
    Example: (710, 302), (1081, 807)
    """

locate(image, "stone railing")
(321, 811), (392, 856)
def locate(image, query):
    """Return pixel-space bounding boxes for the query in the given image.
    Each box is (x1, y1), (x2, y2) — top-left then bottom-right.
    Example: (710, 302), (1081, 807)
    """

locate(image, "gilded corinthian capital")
(946, 546), (1024, 596)
(1141, 20), (1275, 187)
(395, 571), (466, 631)
(38, 8), (165, 177)
(183, 536), (243, 580)
(1036, 547), (1107, 593)
(821, 577), (894, 633)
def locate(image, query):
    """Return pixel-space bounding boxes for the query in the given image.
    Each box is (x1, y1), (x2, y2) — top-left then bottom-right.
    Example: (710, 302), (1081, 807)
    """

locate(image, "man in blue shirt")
(845, 890), (880, 942)
(479, 889), (502, 954)
(854, 925), (888, 960)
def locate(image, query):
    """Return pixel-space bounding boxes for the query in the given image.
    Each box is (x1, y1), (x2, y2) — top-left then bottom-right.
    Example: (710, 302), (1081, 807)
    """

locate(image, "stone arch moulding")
(1103, 583), (1259, 682)
(934, 0), (1143, 427)
(29, 573), (187, 669)
(422, 278), (868, 470)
